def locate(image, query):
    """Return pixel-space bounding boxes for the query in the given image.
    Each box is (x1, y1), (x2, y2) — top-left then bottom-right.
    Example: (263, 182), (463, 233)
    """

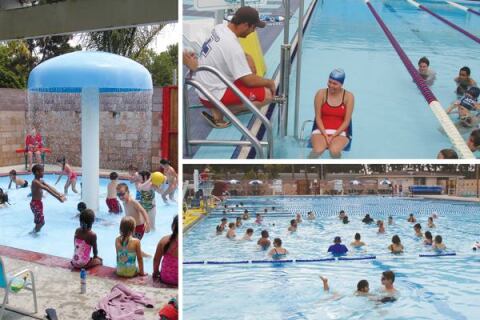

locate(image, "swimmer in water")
(255, 213), (263, 224)
(407, 214), (416, 223)
(342, 216), (349, 224)
(217, 217), (227, 233)
(235, 216), (242, 228)
(295, 213), (302, 224)
(432, 235), (446, 251)
(427, 216), (435, 228)
(388, 235), (404, 254)
(268, 238), (288, 259)
(257, 230), (271, 249)
(339, 210), (346, 220)
(242, 228), (254, 240)
(378, 220), (385, 234)
(424, 231), (433, 245)
(307, 211), (315, 220)
(288, 219), (298, 232)
(413, 223), (423, 238)
(388, 216), (393, 225)
(351, 233), (366, 248)
(242, 209), (249, 220)
(226, 222), (236, 239)
(320, 276), (370, 296)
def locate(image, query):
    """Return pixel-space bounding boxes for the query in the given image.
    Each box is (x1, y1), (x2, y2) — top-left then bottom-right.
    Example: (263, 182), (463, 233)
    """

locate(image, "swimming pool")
(184, 196), (480, 319)
(269, 0), (480, 159)
(0, 174), (178, 273)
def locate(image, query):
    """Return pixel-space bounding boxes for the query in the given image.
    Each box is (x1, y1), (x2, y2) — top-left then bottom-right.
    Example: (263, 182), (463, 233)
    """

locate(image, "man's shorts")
(200, 80), (266, 108)
(30, 200), (44, 225)
(133, 224), (146, 240)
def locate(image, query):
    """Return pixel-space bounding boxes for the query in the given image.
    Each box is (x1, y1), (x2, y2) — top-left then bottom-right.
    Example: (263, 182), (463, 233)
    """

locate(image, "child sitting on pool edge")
(106, 172), (122, 214)
(8, 170), (28, 189)
(115, 216), (146, 278)
(71, 209), (103, 269)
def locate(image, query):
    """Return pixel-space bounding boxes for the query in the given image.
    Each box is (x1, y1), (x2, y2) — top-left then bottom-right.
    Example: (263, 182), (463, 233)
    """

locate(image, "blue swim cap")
(329, 68), (345, 84)
(460, 96), (475, 111)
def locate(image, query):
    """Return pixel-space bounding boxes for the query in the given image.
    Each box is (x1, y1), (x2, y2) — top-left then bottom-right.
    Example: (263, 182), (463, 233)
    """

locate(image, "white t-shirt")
(195, 24), (252, 100)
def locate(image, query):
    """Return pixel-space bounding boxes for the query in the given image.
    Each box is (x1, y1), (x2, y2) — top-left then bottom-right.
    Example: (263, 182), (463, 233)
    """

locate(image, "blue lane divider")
(419, 252), (456, 257)
(183, 255), (376, 265)
(338, 255), (376, 261)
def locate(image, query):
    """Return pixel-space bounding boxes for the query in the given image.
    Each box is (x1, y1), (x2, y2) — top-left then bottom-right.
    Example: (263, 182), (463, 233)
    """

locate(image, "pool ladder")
(184, 65), (274, 159)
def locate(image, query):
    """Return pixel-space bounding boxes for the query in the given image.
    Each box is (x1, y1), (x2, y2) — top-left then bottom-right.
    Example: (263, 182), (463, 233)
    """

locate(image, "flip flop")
(201, 111), (231, 129)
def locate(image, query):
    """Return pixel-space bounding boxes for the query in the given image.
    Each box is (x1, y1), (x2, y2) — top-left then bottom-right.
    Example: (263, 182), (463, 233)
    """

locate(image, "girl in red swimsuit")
(55, 156), (79, 194)
(310, 69), (354, 158)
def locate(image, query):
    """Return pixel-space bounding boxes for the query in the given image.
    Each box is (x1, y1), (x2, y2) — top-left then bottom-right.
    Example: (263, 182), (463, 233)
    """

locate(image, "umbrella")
(228, 179), (240, 185)
(249, 180), (263, 185)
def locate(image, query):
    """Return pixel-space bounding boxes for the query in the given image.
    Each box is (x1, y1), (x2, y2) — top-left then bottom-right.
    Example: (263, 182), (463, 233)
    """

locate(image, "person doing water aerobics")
(310, 69), (354, 159)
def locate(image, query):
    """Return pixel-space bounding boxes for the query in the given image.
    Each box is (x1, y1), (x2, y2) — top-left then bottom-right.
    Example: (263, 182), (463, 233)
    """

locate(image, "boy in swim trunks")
(106, 172), (122, 214)
(116, 183), (150, 240)
(30, 164), (65, 233)
(136, 171), (157, 230)
(8, 170), (28, 189)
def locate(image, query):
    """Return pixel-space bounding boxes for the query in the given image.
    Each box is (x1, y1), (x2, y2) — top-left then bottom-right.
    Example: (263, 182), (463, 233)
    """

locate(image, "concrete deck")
(0, 256), (177, 320)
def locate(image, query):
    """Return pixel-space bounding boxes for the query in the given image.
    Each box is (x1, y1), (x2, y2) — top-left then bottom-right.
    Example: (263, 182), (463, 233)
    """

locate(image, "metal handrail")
(185, 78), (265, 158)
(184, 65), (274, 158)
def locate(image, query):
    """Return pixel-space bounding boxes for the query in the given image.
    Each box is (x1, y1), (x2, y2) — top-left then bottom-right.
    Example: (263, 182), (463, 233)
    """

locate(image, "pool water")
(0, 174), (178, 273)
(184, 196), (480, 319)
(275, 0), (480, 158)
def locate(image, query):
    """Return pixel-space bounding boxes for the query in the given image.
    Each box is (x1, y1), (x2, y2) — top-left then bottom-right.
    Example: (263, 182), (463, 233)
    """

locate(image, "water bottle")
(80, 268), (87, 294)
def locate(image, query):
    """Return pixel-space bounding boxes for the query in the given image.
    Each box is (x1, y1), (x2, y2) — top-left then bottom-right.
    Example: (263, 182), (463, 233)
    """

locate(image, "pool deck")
(415, 194), (480, 202)
(0, 255), (176, 320)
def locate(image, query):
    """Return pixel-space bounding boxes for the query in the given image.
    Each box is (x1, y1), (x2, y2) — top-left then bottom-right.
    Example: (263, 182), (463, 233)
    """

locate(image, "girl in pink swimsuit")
(55, 156), (79, 194)
(153, 215), (178, 286)
(310, 69), (354, 159)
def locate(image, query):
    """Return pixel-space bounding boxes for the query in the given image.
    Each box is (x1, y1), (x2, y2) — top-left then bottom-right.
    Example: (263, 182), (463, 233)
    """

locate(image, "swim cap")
(466, 86), (480, 100)
(329, 68), (346, 84)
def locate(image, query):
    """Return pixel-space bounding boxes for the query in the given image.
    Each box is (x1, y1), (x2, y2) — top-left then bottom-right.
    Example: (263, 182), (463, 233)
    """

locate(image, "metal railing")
(184, 65), (274, 159)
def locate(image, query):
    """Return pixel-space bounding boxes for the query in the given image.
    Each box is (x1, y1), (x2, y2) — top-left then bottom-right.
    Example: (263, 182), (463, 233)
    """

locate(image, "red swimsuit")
(321, 89), (347, 132)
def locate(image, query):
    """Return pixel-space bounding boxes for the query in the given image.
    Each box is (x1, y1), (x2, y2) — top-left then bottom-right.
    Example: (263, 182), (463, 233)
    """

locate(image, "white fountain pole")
(81, 87), (100, 212)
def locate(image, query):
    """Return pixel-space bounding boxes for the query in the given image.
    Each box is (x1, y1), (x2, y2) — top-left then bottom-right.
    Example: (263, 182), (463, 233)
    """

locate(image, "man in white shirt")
(193, 6), (276, 128)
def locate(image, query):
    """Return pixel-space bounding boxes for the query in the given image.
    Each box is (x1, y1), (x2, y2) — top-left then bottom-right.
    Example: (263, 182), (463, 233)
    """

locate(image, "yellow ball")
(151, 172), (166, 186)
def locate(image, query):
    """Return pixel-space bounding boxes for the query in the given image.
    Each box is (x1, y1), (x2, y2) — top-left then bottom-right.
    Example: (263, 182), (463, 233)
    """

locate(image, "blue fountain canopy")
(28, 51), (153, 93)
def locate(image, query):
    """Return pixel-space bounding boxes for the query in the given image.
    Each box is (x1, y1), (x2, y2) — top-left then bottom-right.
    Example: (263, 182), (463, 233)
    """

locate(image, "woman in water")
(153, 215), (178, 286)
(55, 156), (78, 194)
(268, 238), (288, 259)
(310, 69), (354, 159)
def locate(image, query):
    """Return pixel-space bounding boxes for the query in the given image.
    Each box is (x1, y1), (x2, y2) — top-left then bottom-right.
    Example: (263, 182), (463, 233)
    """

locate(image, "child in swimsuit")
(288, 219), (298, 232)
(153, 215), (178, 286)
(257, 230), (271, 249)
(242, 228), (254, 240)
(8, 170), (28, 189)
(255, 213), (263, 224)
(106, 172), (122, 214)
(432, 235), (446, 252)
(407, 214), (416, 223)
(413, 223), (423, 238)
(424, 231), (433, 246)
(159, 159), (178, 203)
(55, 156), (79, 194)
(226, 222), (236, 239)
(71, 209), (102, 269)
(136, 171), (157, 231)
(30, 164), (65, 233)
(295, 213), (302, 224)
(268, 238), (288, 259)
(115, 216), (146, 277)
(116, 183), (150, 241)
(427, 217), (435, 228)
(242, 210), (249, 220)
